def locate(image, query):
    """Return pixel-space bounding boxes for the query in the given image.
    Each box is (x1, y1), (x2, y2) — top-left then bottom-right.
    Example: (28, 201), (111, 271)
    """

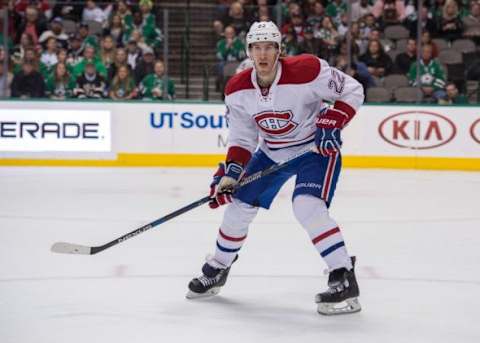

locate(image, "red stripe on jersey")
(219, 229), (246, 242)
(224, 68), (254, 96)
(278, 54), (321, 85)
(226, 146), (252, 166)
(312, 227), (340, 245)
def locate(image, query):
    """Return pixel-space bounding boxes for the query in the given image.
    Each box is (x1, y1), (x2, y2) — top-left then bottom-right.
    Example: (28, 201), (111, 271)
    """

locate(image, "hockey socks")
(293, 194), (352, 271)
(212, 199), (258, 267)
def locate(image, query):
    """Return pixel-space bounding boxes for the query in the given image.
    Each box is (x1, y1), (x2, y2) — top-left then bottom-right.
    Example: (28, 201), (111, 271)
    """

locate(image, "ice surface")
(1, 167), (479, 343)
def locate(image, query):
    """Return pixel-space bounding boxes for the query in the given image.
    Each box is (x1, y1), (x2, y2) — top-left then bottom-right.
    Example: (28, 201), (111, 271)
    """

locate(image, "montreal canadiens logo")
(378, 110), (456, 150)
(253, 110), (297, 135)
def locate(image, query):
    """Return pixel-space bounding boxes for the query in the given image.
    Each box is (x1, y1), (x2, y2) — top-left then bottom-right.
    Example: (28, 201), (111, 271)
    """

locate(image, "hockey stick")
(51, 147), (314, 255)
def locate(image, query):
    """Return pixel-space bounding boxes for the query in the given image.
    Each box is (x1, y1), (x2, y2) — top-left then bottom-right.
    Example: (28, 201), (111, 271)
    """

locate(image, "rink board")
(0, 100), (479, 170)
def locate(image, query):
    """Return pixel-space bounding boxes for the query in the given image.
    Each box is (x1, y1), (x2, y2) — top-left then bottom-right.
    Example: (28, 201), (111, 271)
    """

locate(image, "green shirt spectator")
(408, 44), (446, 101)
(45, 63), (76, 99)
(140, 60), (175, 100)
(72, 45), (107, 79)
(216, 26), (246, 62)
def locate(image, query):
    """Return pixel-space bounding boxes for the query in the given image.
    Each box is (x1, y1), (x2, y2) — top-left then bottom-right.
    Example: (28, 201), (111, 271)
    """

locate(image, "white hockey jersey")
(224, 54), (364, 163)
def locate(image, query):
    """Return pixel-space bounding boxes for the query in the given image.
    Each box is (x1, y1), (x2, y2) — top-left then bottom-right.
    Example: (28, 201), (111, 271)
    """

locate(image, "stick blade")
(51, 242), (92, 255)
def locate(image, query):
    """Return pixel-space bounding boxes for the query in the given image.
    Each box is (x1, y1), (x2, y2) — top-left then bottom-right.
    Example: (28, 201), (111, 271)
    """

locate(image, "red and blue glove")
(315, 107), (350, 157)
(208, 162), (244, 209)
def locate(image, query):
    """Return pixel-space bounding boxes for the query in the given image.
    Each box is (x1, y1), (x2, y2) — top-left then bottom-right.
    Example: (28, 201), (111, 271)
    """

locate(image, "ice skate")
(315, 256), (361, 315)
(186, 256), (237, 299)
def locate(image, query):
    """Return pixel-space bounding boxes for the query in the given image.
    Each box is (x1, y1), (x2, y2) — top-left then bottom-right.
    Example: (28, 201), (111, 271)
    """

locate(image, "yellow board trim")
(0, 154), (479, 171)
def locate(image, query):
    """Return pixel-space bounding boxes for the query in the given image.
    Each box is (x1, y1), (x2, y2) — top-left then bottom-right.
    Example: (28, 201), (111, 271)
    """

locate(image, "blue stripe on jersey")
(320, 241), (345, 257)
(216, 241), (241, 253)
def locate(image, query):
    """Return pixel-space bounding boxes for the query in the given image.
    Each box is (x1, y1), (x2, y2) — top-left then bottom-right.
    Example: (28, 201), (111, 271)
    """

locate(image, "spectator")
(463, 1), (480, 41)
(359, 14), (381, 42)
(214, 2), (250, 38)
(55, 48), (74, 75)
(134, 47), (156, 84)
(351, 0), (373, 22)
(0, 60), (13, 98)
(216, 25), (246, 62)
(12, 33), (35, 63)
(437, 0), (464, 41)
(108, 47), (129, 81)
(13, 48), (48, 78)
(299, 25), (323, 56)
(408, 44), (446, 101)
(140, 60), (175, 100)
(314, 16), (339, 61)
(73, 62), (107, 99)
(100, 35), (116, 68)
(283, 14), (306, 43)
(82, 0), (112, 25)
(67, 34), (84, 65)
(109, 65), (138, 100)
(252, 1), (272, 22)
(306, 1), (325, 30)
(113, 0), (133, 28)
(52, 0), (83, 22)
(282, 27), (301, 56)
(438, 82), (468, 104)
(359, 39), (393, 77)
(394, 38), (417, 74)
(216, 25), (246, 90)
(421, 30), (439, 58)
(373, 0), (407, 25)
(15, 0), (51, 19)
(107, 14), (126, 47)
(78, 23), (99, 50)
(17, 6), (47, 46)
(72, 45), (107, 79)
(11, 59), (45, 98)
(38, 17), (69, 49)
(325, 0), (347, 25)
(406, 4), (437, 38)
(46, 62), (75, 99)
(335, 54), (374, 93)
(137, 0), (163, 49)
(129, 30), (149, 55)
(126, 39), (142, 70)
(40, 37), (59, 77)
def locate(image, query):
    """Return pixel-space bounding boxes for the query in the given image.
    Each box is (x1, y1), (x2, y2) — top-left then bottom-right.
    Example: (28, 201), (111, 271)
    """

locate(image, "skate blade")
(185, 287), (221, 300)
(316, 297), (362, 316)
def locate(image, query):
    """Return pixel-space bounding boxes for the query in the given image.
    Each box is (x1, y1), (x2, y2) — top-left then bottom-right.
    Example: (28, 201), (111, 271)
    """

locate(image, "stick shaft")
(57, 148), (313, 255)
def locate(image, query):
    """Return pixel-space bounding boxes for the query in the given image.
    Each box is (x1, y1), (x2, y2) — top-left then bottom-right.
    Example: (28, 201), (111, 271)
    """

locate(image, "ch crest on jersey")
(253, 110), (298, 136)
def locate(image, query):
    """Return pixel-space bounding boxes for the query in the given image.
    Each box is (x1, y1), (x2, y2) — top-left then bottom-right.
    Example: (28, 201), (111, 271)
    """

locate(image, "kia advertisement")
(378, 110), (456, 150)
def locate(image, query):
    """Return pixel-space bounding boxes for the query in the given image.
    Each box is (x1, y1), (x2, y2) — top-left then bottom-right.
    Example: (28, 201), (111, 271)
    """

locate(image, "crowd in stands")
(0, 0), (175, 100)
(214, 0), (480, 103)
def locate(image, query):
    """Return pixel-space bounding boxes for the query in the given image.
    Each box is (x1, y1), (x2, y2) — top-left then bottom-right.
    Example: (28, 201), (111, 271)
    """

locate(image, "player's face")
(250, 42), (279, 76)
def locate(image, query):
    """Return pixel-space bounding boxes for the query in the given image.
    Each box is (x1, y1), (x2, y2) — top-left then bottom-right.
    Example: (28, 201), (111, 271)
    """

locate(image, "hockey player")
(187, 21), (364, 315)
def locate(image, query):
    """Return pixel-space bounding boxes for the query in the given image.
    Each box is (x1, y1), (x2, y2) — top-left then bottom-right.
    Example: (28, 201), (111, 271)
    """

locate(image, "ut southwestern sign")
(0, 109), (111, 152)
(150, 111), (228, 129)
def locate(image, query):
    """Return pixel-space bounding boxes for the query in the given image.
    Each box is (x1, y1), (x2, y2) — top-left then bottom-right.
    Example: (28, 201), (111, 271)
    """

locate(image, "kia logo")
(470, 118), (480, 144)
(379, 111), (456, 149)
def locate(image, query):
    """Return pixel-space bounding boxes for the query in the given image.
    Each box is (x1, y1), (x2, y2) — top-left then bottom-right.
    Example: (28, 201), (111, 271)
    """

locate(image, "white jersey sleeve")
(311, 58), (364, 116)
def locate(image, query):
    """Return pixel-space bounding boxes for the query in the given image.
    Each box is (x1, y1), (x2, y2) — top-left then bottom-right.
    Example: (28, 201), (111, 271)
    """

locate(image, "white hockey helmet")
(246, 21), (282, 57)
